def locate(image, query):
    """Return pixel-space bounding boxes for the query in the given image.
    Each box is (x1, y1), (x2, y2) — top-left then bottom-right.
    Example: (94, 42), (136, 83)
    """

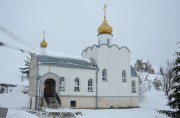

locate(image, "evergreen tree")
(19, 56), (30, 78)
(158, 51), (180, 118)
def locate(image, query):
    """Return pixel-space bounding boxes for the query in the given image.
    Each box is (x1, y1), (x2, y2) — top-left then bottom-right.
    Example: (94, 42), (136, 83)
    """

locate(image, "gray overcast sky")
(0, 0), (180, 67)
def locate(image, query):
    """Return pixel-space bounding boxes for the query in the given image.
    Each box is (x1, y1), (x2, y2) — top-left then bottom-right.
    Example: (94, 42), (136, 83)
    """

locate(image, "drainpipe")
(35, 60), (40, 110)
(96, 69), (99, 109)
(37, 75), (41, 110)
(38, 77), (41, 110)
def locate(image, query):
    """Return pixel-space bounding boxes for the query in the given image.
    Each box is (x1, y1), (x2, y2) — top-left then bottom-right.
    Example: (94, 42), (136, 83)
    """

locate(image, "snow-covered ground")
(78, 90), (168, 118)
(0, 84), (169, 118)
(0, 86), (38, 118)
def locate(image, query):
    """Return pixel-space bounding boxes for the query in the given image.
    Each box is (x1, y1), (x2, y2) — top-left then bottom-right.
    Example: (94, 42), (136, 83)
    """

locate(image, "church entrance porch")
(44, 79), (55, 97)
(43, 78), (61, 109)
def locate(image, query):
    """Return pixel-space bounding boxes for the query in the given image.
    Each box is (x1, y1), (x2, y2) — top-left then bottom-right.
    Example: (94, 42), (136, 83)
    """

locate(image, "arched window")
(74, 78), (80, 92)
(60, 77), (65, 91)
(88, 79), (93, 92)
(102, 69), (107, 81)
(122, 70), (127, 82)
(132, 80), (136, 93)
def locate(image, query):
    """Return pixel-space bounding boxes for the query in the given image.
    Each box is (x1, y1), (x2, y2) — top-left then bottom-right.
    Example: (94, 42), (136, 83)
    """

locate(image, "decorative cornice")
(82, 44), (131, 55)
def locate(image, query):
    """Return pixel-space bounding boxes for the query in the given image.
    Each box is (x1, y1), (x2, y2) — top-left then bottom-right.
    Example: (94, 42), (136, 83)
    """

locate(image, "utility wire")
(0, 25), (38, 52)
(0, 41), (32, 54)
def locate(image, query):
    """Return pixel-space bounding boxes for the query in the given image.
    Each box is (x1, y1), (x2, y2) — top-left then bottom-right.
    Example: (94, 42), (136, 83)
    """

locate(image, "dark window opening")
(122, 70), (127, 82)
(102, 69), (107, 81)
(60, 77), (65, 91)
(74, 78), (80, 91)
(70, 101), (76, 107)
(88, 79), (93, 92)
(132, 80), (136, 93)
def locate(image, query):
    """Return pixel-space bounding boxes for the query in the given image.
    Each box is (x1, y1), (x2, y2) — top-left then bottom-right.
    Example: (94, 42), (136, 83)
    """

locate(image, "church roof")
(36, 55), (98, 70)
(35, 55), (137, 77)
(131, 66), (138, 77)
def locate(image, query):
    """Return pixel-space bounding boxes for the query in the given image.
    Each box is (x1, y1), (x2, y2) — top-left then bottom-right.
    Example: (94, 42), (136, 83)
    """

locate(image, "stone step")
(48, 103), (59, 109)
(48, 97), (56, 103)
(45, 97), (60, 109)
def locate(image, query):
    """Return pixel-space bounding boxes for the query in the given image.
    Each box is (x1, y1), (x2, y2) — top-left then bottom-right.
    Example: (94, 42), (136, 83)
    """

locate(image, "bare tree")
(138, 74), (151, 96)
(138, 76), (147, 96)
(160, 60), (174, 96)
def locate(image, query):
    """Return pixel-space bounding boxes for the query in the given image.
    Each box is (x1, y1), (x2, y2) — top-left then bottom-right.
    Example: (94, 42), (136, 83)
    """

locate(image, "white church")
(28, 5), (139, 110)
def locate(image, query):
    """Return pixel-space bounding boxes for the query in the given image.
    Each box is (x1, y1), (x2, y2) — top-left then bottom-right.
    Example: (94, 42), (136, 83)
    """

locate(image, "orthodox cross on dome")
(43, 30), (45, 40)
(103, 4), (107, 18)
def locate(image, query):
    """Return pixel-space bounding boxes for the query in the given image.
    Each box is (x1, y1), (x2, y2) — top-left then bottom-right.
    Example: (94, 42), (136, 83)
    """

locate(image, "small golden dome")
(40, 31), (47, 48)
(40, 39), (47, 48)
(97, 17), (113, 35)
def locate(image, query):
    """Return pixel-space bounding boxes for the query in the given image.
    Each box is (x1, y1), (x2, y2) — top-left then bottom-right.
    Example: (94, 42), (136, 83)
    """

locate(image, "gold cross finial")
(43, 30), (45, 40)
(103, 4), (107, 18)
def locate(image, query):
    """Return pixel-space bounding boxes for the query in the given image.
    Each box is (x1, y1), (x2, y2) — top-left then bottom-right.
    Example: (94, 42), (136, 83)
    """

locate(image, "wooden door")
(44, 82), (52, 97)
(44, 79), (55, 97)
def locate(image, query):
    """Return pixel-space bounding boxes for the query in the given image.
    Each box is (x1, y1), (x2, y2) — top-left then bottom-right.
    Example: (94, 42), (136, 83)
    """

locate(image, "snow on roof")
(37, 55), (98, 70)
(41, 50), (91, 62)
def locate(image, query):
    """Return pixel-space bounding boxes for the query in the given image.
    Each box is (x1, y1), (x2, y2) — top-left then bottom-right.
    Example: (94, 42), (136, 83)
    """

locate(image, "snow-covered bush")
(153, 78), (162, 91)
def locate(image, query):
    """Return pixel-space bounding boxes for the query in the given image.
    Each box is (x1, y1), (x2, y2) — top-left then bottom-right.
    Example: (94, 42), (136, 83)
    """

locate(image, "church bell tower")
(97, 4), (113, 46)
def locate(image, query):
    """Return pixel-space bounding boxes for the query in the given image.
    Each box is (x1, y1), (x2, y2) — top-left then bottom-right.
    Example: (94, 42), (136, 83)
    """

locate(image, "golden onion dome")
(97, 17), (113, 35)
(40, 39), (47, 48)
(40, 31), (47, 48)
(97, 4), (113, 35)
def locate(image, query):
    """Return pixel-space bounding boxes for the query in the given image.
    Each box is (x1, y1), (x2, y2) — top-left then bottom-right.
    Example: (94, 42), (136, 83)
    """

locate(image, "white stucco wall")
(83, 45), (132, 97)
(60, 96), (96, 109)
(38, 65), (97, 108)
(119, 47), (131, 96)
(109, 46), (121, 96)
(97, 97), (139, 108)
(38, 66), (97, 96)
(82, 44), (139, 108)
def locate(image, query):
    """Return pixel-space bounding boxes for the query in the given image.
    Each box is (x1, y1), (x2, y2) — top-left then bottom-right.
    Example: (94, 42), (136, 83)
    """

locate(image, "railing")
(44, 97), (49, 107)
(55, 91), (61, 107)
(42, 97), (48, 108)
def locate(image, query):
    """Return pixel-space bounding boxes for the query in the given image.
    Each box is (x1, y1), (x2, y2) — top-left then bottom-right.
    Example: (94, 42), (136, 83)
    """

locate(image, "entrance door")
(44, 79), (55, 97)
